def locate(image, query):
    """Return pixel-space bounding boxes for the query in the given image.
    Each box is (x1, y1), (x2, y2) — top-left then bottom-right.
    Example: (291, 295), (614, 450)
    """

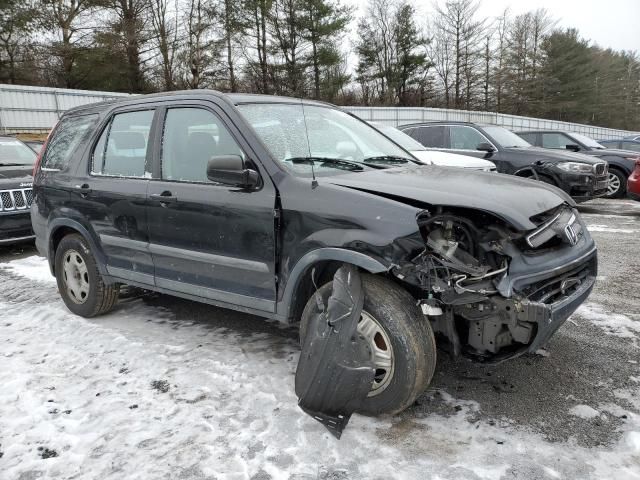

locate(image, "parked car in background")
(0, 136), (36, 245)
(628, 158), (640, 201)
(623, 135), (640, 141)
(516, 130), (638, 199)
(599, 139), (640, 153)
(32, 91), (597, 417)
(399, 121), (608, 203)
(24, 140), (45, 154)
(370, 123), (496, 171)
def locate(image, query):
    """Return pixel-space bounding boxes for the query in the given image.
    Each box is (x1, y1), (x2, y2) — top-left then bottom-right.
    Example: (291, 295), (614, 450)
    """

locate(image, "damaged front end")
(393, 204), (597, 362)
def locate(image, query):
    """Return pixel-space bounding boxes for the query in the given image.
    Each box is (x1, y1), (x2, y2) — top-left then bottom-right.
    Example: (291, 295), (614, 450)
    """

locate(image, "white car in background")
(371, 122), (497, 172)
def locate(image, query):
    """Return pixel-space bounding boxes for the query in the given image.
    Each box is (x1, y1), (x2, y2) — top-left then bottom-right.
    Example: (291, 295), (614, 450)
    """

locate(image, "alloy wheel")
(607, 172), (621, 197)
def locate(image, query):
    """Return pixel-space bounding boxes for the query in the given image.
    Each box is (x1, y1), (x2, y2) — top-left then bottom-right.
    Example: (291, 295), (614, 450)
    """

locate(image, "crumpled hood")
(503, 147), (603, 164)
(324, 164), (573, 231)
(0, 166), (33, 189)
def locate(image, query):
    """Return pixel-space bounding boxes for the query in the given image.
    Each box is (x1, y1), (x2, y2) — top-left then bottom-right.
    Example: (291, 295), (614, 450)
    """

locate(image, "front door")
(146, 104), (277, 312)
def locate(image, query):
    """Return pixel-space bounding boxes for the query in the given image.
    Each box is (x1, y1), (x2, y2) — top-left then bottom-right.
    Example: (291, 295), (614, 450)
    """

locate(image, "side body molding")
(277, 247), (389, 322)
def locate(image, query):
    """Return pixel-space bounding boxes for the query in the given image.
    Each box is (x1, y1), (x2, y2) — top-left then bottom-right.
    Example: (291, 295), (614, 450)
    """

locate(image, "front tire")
(605, 168), (626, 198)
(55, 234), (119, 317)
(299, 273), (437, 415)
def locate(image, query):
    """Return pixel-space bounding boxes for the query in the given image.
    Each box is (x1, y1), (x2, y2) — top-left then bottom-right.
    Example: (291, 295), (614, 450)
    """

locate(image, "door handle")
(150, 192), (177, 204)
(75, 184), (92, 196)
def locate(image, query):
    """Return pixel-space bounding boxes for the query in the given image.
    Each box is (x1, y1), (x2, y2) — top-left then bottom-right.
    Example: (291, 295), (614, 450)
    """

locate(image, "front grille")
(521, 259), (594, 305)
(594, 163), (607, 175)
(0, 188), (33, 212)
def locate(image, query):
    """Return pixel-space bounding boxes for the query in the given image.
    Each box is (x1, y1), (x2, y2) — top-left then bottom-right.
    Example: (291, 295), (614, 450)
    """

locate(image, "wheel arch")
(277, 248), (389, 324)
(48, 219), (108, 277)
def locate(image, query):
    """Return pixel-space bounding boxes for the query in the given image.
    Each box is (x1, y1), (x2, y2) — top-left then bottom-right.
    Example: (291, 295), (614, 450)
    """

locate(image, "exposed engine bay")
(392, 205), (594, 361)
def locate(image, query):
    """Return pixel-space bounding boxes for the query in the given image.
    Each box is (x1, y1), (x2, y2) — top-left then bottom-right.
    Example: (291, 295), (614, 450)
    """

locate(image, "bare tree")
(148, 0), (178, 90)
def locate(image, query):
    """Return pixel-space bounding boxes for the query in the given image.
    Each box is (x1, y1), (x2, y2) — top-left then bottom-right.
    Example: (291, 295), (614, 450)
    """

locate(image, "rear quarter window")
(42, 114), (98, 170)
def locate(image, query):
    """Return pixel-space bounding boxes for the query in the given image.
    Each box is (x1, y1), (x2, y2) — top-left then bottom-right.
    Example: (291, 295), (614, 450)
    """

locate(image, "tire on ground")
(299, 273), (437, 415)
(54, 233), (119, 317)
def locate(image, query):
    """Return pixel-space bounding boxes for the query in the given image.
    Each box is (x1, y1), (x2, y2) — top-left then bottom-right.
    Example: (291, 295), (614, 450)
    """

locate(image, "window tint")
(541, 133), (573, 149)
(92, 110), (154, 177)
(161, 108), (244, 183)
(411, 126), (447, 148)
(43, 114), (97, 170)
(516, 132), (537, 145)
(622, 141), (640, 152)
(449, 126), (490, 150)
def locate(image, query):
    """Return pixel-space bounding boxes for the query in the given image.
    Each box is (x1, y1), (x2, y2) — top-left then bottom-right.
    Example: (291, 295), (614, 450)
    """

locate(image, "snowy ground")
(0, 198), (639, 480)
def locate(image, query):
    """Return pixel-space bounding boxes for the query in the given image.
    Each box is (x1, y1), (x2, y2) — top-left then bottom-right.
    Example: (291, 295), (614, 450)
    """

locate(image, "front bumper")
(524, 256), (596, 353)
(555, 170), (608, 202)
(0, 211), (35, 245)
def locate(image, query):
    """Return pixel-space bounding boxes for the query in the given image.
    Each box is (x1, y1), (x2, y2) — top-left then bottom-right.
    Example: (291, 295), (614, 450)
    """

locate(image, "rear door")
(146, 101), (278, 312)
(79, 107), (157, 285)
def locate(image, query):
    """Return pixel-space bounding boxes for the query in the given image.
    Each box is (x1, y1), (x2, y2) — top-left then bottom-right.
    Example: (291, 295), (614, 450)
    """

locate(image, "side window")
(541, 133), (572, 149)
(161, 108), (244, 183)
(449, 126), (490, 150)
(517, 133), (537, 145)
(92, 110), (154, 177)
(622, 141), (640, 152)
(43, 114), (97, 170)
(413, 126), (447, 148)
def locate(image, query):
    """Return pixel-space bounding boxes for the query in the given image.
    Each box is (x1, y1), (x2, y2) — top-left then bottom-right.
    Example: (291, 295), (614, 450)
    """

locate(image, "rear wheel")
(605, 168), (626, 198)
(299, 273), (437, 415)
(55, 234), (119, 317)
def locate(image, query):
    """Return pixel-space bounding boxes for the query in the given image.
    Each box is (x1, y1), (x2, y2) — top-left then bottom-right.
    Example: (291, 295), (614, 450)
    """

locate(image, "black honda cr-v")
(32, 91), (597, 415)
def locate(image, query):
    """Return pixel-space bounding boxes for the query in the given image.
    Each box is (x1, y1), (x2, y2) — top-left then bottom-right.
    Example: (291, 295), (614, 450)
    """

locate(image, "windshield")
(237, 103), (416, 176)
(482, 126), (532, 148)
(0, 138), (38, 165)
(570, 132), (605, 149)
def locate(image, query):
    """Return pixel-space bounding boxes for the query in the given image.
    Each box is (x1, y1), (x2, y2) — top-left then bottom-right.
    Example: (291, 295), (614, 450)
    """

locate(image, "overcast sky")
(350, 0), (640, 53)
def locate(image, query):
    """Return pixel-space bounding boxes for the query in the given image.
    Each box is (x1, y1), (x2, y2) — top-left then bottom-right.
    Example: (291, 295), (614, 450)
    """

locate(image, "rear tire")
(299, 273), (437, 415)
(55, 234), (119, 317)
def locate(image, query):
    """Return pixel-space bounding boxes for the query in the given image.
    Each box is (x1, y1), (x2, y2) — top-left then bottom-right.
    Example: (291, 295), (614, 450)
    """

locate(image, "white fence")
(0, 83), (638, 139)
(0, 84), (130, 133)
(345, 107), (639, 140)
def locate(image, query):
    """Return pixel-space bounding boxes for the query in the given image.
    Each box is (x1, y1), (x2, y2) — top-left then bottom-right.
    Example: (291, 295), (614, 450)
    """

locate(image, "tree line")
(1, 0), (639, 130)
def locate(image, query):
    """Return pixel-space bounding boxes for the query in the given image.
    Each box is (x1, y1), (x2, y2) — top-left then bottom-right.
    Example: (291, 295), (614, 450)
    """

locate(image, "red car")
(628, 157), (640, 201)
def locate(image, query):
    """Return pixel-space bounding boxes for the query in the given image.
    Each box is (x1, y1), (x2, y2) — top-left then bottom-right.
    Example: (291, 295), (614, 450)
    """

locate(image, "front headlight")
(556, 162), (593, 173)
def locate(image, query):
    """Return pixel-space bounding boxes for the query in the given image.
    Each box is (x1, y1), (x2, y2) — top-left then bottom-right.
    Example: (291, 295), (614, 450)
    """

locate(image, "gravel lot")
(0, 199), (638, 480)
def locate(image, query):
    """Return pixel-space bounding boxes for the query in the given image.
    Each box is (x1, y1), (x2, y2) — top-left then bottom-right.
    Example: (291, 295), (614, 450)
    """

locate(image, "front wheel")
(299, 273), (437, 415)
(605, 168), (626, 198)
(54, 234), (119, 317)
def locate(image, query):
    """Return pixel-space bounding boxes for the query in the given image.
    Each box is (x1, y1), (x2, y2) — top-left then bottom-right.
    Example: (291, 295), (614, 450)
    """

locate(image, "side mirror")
(206, 155), (259, 188)
(476, 142), (496, 153)
(565, 144), (581, 152)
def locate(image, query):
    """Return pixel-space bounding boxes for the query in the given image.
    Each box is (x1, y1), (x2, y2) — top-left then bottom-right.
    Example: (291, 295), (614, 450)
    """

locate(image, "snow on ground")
(1, 255), (56, 283)
(569, 405), (601, 419)
(576, 303), (640, 340)
(1, 255), (640, 479)
(587, 224), (638, 234)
